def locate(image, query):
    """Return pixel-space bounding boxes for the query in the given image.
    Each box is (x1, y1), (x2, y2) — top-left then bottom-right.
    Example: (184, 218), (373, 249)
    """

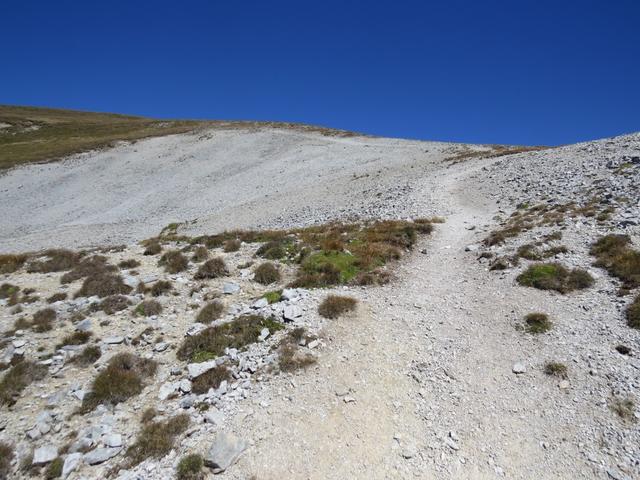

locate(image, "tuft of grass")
(0, 360), (47, 406)
(75, 273), (132, 298)
(159, 250), (189, 274)
(524, 312), (552, 334)
(191, 365), (231, 394)
(143, 240), (163, 256)
(223, 239), (241, 253)
(57, 331), (92, 349)
(26, 249), (80, 273)
(610, 397), (636, 422)
(256, 240), (290, 260)
(125, 414), (190, 467)
(118, 259), (140, 269)
(516, 263), (594, 293)
(141, 407), (158, 424)
(278, 330), (317, 372)
(79, 352), (157, 413)
(46, 292), (67, 303)
(71, 345), (102, 366)
(196, 301), (225, 324)
(191, 246), (209, 262)
(176, 453), (204, 480)
(590, 234), (640, 289)
(253, 262), (281, 285)
(627, 295), (640, 329)
(263, 290), (282, 304)
(94, 294), (131, 314)
(0, 283), (20, 299)
(0, 254), (29, 274)
(543, 361), (567, 378)
(32, 308), (56, 332)
(44, 457), (63, 479)
(0, 442), (14, 479)
(177, 314), (283, 361)
(61, 255), (116, 283)
(135, 299), (163, 317)
(150, 280), (173, 297)
(318, 295), (358, 319)
(194, 257), (228, 279)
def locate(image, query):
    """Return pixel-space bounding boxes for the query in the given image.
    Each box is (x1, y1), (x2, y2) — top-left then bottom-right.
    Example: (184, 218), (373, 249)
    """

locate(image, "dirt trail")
(233, 162), (598, 479)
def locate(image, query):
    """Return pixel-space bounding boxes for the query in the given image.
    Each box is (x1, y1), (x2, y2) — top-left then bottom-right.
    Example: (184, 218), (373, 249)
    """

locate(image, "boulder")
(205, 432), (247, 473)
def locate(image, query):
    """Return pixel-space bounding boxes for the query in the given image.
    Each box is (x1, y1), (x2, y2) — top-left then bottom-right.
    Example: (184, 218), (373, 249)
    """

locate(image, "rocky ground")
(0, 128), (639, 479)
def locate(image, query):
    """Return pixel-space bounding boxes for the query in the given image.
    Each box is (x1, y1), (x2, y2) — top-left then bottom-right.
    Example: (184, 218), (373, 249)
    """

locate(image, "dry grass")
(75, 272), (132, 298)
(134, 299), (163, 317)
(60, 255), (116, 283)
(176, 453), (204, 480)
(125, 414), (190, 467)
(194, 257), (228, 279)
(445, 144), (547, 164)
(143, 240), (163, 256)
(0, 441), (13, 479)
(150, 280), (173, 297)
(118, 259), (140, 269)
(278, 343), (317, 372)
(93, 295), (131, 314)
(0, 283), (19, 299)
(223, 239), (241, 252)
(196, 301), (225, 324)
(70, 345), (101, 366)
(80, 352), (157, 413)
(524, 312), (552, 334)
(44, 457), (63, 479)
(191, 246), (209, 262)
(318, 295), (358, 319)
(516, 263), (594, 293)
(46, 292), (67, 303)
(253, 262), (281, 285)
(0, 254), (29, 274)
(56, 331), (92, 349)
(177, 315), (283, 362)
(590, 234), (640, 289)
(627, 295), (640, 329)
(159, 250), (189, 274)
(32, 308), (56, 332)
(610, 397), (636, 422)
(191, 365), (231, 394)
(543, 361), (567, 378)
(0, 360), (47, 406)
(26, 249), (80, 273)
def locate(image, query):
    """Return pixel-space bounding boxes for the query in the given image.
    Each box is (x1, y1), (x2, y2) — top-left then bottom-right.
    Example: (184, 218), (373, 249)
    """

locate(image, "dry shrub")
(176, 453), (204, 480)
(0, 360), (47, 406)
(610, 397), (636, 422)
(0, 254), (29, 274)
(627, 295), (640, 329)
(32, 308), (56, 332)
(57, 331), (92, 348)
(590, 234), (640, 288)
(118, 259), (140, 269)
(70, 345), (102, 366)
(143, 240), (162, 256)
(524, 312), (552, 333)
(150, 280), (172, 297)
(194, 257), (227, 279)
(47, 292), (67, 303)
(135, 299), (163, 317)
(191, 365), (231, 394)
(253, 262), (281, 285)
(61, 255), (116, 283)
(223, 239), (241, 252)
(0, 283), (20, 300)
(318, 295), (358, 319)
(27, 249), (81, 273)
(196, 301), (225, 324)
(80, 352), (157, 413)
(125, 414), (190, 467)
(191, 246), (209, 262)
(94, 294), (131, 314)
(278, 329), (317, 372)
(75, 272), (132, 298)
(0, 441), (14, 479)
(159, 250), (189, 274)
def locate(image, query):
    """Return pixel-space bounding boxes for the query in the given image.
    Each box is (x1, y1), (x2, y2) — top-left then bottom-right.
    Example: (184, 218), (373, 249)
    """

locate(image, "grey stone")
(104, 336), (124, 345)
(512, 362), (526, 374)
(252, 298), (269, 309)
(83, 447), (121, 465)
(187, 360), (219, 379)
(103, 433), (123, 448)
(159, 381), (178, 400)
(258, 328), (270, 341)
(62, 452), (83, 478)
(180, 395), (195, 409)
(179, 379), (192, 393)
(281, 288), (300, 301)
(205, 432), (247, 473)
(204, 409), (224, 426)
(223, 283), (240, 294)
(33, 444), (58, 464)
(153, 342), (169, 352)
(283, 305), (302, 321)
(69, 437), (93, 453)
(75, 318), (92, 332)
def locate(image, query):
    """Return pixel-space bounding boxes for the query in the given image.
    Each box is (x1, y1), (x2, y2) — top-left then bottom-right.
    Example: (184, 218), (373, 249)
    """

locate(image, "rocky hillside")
(0, 119), (639, 480)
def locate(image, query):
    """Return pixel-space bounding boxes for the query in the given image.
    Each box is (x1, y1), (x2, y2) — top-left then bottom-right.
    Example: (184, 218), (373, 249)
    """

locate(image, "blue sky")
(1, 0), (638, 145)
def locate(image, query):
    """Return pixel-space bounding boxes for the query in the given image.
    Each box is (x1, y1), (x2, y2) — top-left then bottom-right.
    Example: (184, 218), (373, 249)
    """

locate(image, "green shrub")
(590, 234), (640, 288)
(125, 414), (190, 467)
(516, 263), (594, 293)
(263, 290), (282, 304)
(524, 312), (552, 334)
(543, 361), (567, 378)
(176, 453), (204, 480)
(44, 457), (63, 479)
(318, 295), (358, 319)
(254, 262), (281, 285)
(0, 283), (19, 299)
(135, 299), (163, 316)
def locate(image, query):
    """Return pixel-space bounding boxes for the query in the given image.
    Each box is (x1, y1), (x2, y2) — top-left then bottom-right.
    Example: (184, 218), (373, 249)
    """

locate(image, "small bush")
(143, 240), (162, 256)
(263, 290), (282, 304)
(610, 397), (636, 422)
(223, 239), (241, 253)
(524, 312), (552, 334)
(151, 280), (173, 297)
(0, 254), (28, 274)
(135, 299), (163, 317)
(0, 441), (14, 479)
(254, 262), (281, 285)
(71, 345), (102, 366)
(516, 263), (594, 293)
(80, 352), (157, 413)
(125, 414), (190, 467)
(177, 314), (283, 361)
(44, 457), (63, 479)
(627, 295), (640, 329)
(543, 362), (567, 378)
(27, 249), (80, 273)
(0, 283), (19, 299)
(159, 250), (189, 274)
(76, 273), (132, 298)
(119, 259), (140, 269)
(590, 234), (640, 288)
(32, 308), (56, 332)
(57, 331), (92, 349)
(194, 257), (227, 279)
(61, 255), (116, 283)
(196, 301), (225, 324)
(278, 342), (317, 372)
(0, 361), (47, 406)
(191, 365), (231, 394)
(176, 453), (204, 480)
(191, 246), (209, 262)
(46, 292), (67, 303)
(318, 295), (358, 319)
(256, 240), (288, 259)
(95, 294), (131, 314)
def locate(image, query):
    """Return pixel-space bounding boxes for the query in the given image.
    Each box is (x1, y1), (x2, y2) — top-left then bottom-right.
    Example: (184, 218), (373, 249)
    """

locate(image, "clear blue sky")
(1, 0), (638, 145)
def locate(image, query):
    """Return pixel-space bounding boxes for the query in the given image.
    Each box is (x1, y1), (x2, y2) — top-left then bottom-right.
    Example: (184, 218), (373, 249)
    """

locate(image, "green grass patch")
(516, 263), (594, 293)
(263, 290), (283, 303)
(590, 234), (640, 289)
